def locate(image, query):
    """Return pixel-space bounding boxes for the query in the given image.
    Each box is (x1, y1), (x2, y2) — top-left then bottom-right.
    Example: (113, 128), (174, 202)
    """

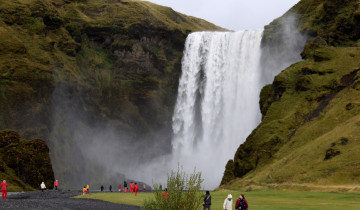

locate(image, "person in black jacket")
(203, 191), (211, 210)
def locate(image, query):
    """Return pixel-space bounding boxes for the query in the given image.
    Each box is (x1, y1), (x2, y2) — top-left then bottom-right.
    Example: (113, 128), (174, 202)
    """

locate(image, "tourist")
(130, 182), (134, 193)
(86, 184), (89, 193)
(223, 194), (233, 210)
(109, 185), (112, 192)
(1, 180), (8, 199)
(203, 191), (211, 210)
(240, 194), (248, 210)
(162, 188), (169, 199)
(123, 180), (127, 192)
(118, 185), (121, 192)
(54, 180), (59, 190)
(83, 186), (87, 195)
(100, 185), (104, 192)
(134, 183), (139, 196)
(40, 181), (46, 192)
(142, 184), (146, 192)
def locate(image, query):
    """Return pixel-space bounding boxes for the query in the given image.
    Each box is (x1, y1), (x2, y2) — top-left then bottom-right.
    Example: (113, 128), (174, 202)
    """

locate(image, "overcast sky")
(145, 0), (300, 30)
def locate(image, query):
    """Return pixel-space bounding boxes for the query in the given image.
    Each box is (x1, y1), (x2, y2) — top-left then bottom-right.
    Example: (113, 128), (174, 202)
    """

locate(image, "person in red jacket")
(130, 182), (134, 193)
(54, 180), (59, 190)
(134, 183), (139, 196)
(162, 188), (169, 200)
(235, 194), (248, 210)
(1, 180), (8, 199)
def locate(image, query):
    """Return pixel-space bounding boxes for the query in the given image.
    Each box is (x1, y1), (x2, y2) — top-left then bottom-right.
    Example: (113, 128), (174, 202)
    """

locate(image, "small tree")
(143, 166), (203, 210)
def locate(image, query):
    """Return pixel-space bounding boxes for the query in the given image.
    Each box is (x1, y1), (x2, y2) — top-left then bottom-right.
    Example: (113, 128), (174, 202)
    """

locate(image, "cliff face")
(0, 130), (54, 191)
(0, 0), (223, 138)
(221, 0), (360, 191)
(0, 0), (224, 187)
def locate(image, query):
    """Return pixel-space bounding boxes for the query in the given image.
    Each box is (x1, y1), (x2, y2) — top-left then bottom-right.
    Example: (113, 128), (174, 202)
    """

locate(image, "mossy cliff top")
(0, 0), (224, 138)
(221, 0), (360, 192)
(0, 130), (54, 191)
(262, 0), (360, 47)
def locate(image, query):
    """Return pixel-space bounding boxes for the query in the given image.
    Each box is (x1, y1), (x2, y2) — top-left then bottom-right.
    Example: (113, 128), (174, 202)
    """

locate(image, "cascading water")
(171, 30), (264, 189)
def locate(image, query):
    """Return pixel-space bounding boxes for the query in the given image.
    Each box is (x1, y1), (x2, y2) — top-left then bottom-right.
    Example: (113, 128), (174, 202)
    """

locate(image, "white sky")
(144, 0), (300, 30)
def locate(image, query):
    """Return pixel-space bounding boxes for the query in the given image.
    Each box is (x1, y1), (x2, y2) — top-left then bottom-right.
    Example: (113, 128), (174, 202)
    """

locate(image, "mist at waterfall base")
(49, 83), (172, 189)
(48, 14), (306, 189)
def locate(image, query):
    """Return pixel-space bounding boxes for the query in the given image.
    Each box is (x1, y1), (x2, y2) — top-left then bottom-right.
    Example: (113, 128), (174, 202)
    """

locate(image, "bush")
(143, 166), (203, 210)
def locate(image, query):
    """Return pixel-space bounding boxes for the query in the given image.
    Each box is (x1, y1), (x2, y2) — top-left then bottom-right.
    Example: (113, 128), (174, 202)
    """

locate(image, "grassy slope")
(76, 190), (360, 209)
(229, 45), (360, 191)
(222, 0), (360, 191)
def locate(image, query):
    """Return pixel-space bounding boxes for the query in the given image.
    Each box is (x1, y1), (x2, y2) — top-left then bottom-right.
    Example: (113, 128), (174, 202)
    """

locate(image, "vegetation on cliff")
(0, 130), (54, 191)
(0, 0), (224, 187)
(221, 0), (360, 191)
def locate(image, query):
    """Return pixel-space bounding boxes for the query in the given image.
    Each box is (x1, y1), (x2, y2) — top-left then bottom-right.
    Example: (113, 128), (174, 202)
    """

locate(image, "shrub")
(143, 166), (203, 210)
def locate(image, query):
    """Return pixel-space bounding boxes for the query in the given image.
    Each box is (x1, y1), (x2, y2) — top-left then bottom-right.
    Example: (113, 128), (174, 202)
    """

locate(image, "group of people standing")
(122, 181), (140, 195)
(223, 194), (248, 210)
(1, 179), (59, 199)
(83, 185), (90, 195)
(99, 181), (141, 196)
(202, 191), (248, 210)
(40, 180), (59, 192)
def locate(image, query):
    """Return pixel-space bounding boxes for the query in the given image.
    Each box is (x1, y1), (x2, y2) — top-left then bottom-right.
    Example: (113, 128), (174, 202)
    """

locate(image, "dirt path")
(0, 190), (141, 210)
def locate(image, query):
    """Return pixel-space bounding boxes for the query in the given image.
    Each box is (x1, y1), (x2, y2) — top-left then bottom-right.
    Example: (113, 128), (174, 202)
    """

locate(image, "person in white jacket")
(40, 182), (46, 192)
(223, 194), (233, 210)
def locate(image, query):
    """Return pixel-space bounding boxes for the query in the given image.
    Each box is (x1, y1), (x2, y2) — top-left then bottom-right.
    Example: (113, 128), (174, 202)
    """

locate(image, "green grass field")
(76, 190), (360, 209)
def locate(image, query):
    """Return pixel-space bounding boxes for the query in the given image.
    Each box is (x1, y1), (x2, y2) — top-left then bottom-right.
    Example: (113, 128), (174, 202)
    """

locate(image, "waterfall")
(171, 30), (264, 189)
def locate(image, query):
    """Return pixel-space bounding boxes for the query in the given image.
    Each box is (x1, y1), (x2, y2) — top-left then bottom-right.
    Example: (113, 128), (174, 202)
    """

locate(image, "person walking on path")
(118, 185), (121, 192)
(54, 180), (59, 190)
(40, 182), (46, 192)
(109, 185), (112, 192)
(101, 185), (104, 192)
(86, 185), (89, 193)
(134, 183), (139, 196)
(83, 186), (87, 195)
(203, 191), (211, 210)
(1, 180), (8, 199)
(223, 194), (233, 210)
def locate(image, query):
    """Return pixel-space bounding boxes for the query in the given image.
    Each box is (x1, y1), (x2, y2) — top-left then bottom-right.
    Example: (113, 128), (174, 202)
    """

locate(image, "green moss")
(0, 130), (54, 191)
(263, 0), (360, 47)
(220, 160), (236, 185)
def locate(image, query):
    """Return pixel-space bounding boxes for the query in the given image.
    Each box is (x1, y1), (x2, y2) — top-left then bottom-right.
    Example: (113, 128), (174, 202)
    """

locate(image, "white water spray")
(171, 30), (264, 189)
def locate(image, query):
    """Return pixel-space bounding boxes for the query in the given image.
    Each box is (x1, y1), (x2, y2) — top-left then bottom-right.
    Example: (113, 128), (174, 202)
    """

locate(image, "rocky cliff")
(0, 130), (54, 191)
(0, 0), (224, 187)
(221, 0), (360, 192)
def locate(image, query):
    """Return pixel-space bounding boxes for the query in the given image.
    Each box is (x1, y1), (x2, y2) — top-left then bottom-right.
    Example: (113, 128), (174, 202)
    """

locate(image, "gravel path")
(0, 190), (141, 210)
